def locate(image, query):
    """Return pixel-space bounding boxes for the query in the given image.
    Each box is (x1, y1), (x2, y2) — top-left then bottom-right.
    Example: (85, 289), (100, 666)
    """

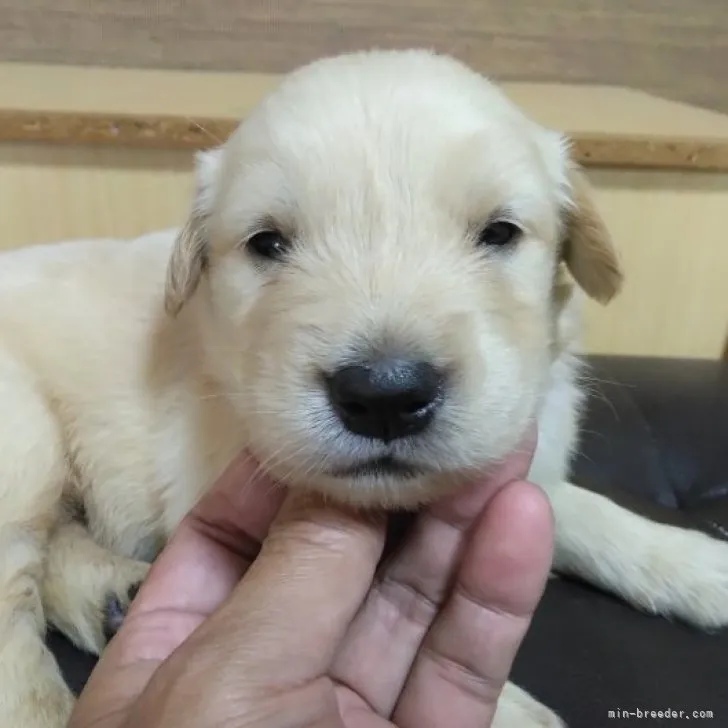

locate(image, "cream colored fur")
(0, 49), (727, 728)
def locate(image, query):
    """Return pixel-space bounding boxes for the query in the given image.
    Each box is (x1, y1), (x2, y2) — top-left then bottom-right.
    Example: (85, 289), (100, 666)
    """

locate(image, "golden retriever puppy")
(1, 49), (727, 728)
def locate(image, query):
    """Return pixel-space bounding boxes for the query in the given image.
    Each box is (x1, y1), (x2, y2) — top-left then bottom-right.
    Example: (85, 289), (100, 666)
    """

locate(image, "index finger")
(393, 479), (554, 727)
(331, 426), (538, 716)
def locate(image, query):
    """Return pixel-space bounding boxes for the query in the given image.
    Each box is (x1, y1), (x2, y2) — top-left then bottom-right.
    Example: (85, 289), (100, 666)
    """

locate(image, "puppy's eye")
(477, 221), (521, 248)
(246, 230), (291, 261)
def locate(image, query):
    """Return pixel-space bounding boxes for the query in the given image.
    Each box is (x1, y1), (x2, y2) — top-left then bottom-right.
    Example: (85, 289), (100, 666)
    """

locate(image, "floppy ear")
(560, 166), (624, 304)
(164, 148), (224, 317)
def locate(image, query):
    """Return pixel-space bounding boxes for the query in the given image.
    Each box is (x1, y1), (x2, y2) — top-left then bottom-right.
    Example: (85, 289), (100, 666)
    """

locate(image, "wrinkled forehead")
(216, 64), (565, 237)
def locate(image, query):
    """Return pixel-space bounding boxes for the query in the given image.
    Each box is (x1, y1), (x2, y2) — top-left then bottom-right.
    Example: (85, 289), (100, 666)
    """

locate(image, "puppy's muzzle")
(324, 358), (445, 442)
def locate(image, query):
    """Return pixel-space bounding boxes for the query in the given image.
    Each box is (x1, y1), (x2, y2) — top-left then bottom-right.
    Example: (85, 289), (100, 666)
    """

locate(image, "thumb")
(112, 494), (387, 728)
(166, 493), (387, 691)
(69, 452), (285, 728)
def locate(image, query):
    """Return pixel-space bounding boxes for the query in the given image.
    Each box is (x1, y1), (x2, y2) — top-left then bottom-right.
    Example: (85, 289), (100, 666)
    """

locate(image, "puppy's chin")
(256, 456), (468, 509)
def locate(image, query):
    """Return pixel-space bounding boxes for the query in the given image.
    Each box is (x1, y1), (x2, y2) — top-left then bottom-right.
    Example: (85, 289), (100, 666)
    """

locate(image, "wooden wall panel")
(0, 144), (193, 247)
(581, 169), (728, 358)
(0, 0), (727, 114)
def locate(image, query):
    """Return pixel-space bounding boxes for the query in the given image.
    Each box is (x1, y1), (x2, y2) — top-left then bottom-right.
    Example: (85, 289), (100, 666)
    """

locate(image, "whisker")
(186, 118), (224, 146)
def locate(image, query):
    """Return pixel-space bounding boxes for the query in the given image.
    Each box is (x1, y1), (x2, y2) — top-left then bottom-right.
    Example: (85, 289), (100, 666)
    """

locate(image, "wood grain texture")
(0, 144), (193, 248)
(0, 0), (726, 114)
(581, 169), (728, 359)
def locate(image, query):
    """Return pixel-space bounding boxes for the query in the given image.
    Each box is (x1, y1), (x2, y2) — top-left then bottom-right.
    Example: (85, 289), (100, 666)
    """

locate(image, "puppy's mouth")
(329, 455), (425, 479)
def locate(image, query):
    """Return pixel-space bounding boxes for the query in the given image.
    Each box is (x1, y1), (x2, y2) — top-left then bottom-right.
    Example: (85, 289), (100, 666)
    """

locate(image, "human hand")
(70, 430), (553, 728)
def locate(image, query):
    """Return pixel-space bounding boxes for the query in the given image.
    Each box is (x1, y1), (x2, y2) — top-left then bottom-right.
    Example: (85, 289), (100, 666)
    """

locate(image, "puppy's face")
(166, 50), (622, 507)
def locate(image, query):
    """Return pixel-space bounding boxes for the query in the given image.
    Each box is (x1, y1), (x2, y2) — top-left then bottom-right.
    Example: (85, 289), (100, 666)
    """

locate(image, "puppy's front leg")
(492, 681), (566, 727)
(0, 535), (75, 728)
(42, 521), (150, 655)
(0, 356), (75, 728)
(551, 481), (728, 629)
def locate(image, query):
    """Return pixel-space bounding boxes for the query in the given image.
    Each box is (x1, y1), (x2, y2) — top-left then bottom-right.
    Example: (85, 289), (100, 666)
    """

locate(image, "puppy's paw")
(643, 527), (728, 631)
(89, 561), (149, 651)
(103, 580), (143, 642)
(44, 556), (150, 655)
(493, 682), (567, 728)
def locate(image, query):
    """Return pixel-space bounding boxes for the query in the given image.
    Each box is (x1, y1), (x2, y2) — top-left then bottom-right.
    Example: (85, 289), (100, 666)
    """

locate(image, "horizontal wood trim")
(569, 135), (728, 172)
(0, 110), (228, 150)
(3, 64), (728, 171)
(4, 109), (728, 172)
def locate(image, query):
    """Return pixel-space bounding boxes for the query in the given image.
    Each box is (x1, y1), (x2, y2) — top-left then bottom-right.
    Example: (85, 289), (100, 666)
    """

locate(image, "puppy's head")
(166, 50), (622, 507)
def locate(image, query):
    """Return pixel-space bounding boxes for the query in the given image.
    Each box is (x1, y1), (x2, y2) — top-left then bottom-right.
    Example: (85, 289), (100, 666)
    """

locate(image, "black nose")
(325, 359), (444, 442)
